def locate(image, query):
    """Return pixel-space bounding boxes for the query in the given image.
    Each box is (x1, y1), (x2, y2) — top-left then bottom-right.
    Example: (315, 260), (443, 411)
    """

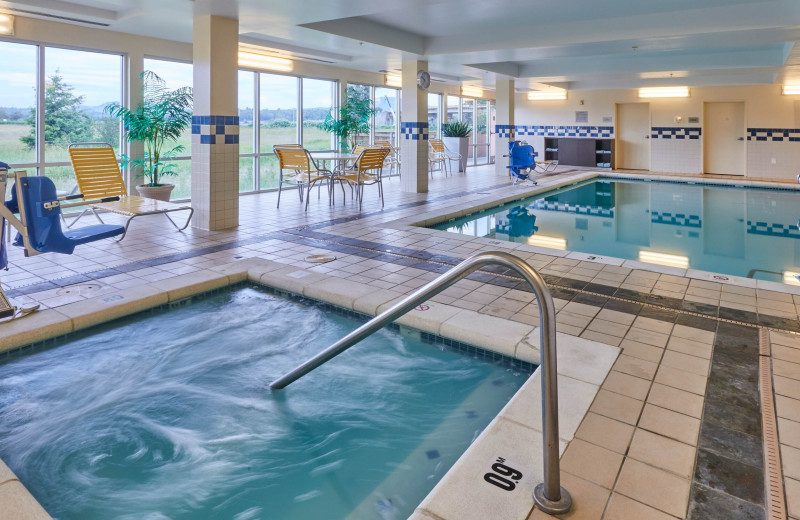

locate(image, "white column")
(126, 52), (144, 194)
(495, 79), (515, 177)
(191, 15), (239, 230)
(400, 60), (429, 193)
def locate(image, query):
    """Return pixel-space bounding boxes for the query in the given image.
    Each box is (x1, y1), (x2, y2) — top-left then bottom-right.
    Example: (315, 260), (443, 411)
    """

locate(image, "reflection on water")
(0, 287), (525, 520)
(436, 180), (800, 281)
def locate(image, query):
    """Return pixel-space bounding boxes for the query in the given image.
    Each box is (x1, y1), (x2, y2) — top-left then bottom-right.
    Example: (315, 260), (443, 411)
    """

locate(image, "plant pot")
(442, 136), (470, 172)
(136, 184), (175, 202)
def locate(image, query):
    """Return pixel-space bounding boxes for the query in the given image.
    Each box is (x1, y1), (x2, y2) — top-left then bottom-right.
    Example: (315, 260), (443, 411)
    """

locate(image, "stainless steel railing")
(269, 251), (573, 514)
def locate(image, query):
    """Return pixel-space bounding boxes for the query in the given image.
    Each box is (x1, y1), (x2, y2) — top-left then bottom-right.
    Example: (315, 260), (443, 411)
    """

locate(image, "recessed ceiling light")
(639, 86), (689, 98)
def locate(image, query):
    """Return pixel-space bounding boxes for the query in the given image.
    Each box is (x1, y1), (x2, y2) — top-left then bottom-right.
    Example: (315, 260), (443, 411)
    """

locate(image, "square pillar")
(400, 60), (429, 193)
(191, 15), (239, 230)
(495, 79), (515, 177)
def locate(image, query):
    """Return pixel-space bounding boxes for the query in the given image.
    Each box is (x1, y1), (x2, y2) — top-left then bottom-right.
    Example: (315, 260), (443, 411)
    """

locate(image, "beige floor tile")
(654, 365), (708, 396)
(563, 301), (602, 318)
(670, 324), (715, 344)
(638, 404), (702, 446)
(628, 429), (696, 479)
(604, 493), (679, 520)
(586, 318), (628, 337)
(632, 316), (674, 335)
(659, 350), (711, 377)
(615, 459), (691, 518)
(777, 395), (800, 423)
(666, 336), (713, 360)
(784, 444), (800, 480)
(613, 355), (658, 380)
(647, 383), (704, 418)
(775, 346), (800, 365)
(776, 375), (800, 400)
(780, 418), (800, 450)
(589, 389), (644, 425)
(561, 439), (624, 489)
(528, 472), (610, 520)
(624, 327), (670, 348)
(775, 360), (800, 382)
(559, 311), (593, 329)
(602, 370), (652, 401)
(580, 330), (623, 347)
(574, 412), (635, 455)
(619, 339), (664, 364)
(596, 309), (636, 326)
(787, 477), (800, 518)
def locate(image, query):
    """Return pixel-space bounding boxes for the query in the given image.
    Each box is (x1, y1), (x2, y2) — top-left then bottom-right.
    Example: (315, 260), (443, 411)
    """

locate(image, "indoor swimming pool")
(0, 285), (527, 520)
(433, 178), (800, 282)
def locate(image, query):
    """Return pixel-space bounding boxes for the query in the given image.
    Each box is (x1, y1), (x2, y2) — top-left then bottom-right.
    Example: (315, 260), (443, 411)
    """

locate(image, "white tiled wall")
(651, 134), (702, 174)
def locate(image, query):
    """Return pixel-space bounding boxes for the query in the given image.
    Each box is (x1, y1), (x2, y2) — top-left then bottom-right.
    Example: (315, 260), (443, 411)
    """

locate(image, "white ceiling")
(3, 0), (800, 90)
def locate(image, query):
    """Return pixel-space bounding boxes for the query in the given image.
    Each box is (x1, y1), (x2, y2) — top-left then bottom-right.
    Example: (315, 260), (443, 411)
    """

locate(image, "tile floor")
(1, 164), (796, 519)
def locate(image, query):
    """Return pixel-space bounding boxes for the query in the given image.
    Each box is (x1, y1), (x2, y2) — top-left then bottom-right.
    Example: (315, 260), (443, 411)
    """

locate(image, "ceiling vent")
(1, 7), (110, 26)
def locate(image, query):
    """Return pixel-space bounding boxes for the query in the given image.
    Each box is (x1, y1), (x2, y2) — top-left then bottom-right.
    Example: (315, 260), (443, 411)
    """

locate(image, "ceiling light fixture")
(638, 86), (689, 98)
(527, 90), (567, 101)
(385, 73), (402, 88)
(461, 86), (483, 98)
(638, 251), (689, 269)
(527, 235), (567, 250)
(783, 271), (800, 285)
(0, 13), (15, 35)
(782, 85), (800, 95)
(238, 50), (293, 72)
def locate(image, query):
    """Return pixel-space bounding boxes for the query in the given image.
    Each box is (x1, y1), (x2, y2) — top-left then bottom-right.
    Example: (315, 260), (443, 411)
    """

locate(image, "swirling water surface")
(0, 286), (526, 520)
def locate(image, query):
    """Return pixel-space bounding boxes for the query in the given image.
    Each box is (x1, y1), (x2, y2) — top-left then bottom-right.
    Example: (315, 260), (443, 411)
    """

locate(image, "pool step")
(0, 288), (12, 319)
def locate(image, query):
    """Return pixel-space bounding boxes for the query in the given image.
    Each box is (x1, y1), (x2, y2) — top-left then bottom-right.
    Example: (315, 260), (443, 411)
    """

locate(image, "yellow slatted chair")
(273, 146), (332, 210)
(374, 140), (400, 176)
(67, 143), (193, 240)
(429, 139), (449, 176)
(332, 147), (389, 211)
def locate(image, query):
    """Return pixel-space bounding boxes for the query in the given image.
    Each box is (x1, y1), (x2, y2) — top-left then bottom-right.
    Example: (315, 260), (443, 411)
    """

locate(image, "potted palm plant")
(105, 71), (193, 201)
(320, 85), (375, 152)
(442, 120), (471, 172)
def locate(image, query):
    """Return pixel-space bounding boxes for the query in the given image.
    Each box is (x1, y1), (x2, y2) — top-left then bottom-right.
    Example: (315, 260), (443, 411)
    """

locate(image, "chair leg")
(277, 176), (283, 208)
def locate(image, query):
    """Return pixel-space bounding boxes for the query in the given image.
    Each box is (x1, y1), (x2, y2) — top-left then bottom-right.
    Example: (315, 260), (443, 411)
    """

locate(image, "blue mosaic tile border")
(651, 127), (701, 140)
(191, 115), (240, 145)
(747, 128), (800, 142)
(747, 221), (800, 238)
(651, 211), (702, 227)
(532, 199), (614, 218)
(400, 121), (429, 140)
(517, 125), (614, 138)
(496, 124), (515, 139)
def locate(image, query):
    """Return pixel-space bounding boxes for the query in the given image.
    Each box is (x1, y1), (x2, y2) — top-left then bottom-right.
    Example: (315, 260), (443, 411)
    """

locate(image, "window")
(259, 73), (298, 189)
(428, 93), (441, 139)
(0, 41), (37, 169)
(475, 99), (490, 165)
(143, 58), (192, 199)
(302, 79), (335, 150)
(349, 84), (372, 147)
(374, 87), (398, 145)
(239, 70), (256, 192)
(447, 95), (460, 123)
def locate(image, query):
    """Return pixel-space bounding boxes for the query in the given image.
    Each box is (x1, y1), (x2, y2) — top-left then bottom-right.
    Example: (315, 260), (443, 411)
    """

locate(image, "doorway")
(704, 101), (746, 176)
(616, 103), (651, 170)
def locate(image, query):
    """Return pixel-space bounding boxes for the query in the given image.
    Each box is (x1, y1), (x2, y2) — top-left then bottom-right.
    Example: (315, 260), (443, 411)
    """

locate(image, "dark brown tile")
(693, 449), (764, 505)
(687, 483), (765, 520)
(698, 421), (763, 469)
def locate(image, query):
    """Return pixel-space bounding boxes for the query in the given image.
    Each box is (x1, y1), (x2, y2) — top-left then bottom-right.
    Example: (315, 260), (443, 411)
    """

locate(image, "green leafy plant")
(442, 120), (472, 138)
(105, 71), (193, 187)
(21, 72), (93, 149)
(320, 85), (376, 151)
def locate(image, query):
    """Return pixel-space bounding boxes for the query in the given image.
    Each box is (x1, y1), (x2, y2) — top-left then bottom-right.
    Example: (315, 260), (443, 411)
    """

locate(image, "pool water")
(434, 178), (800, 281)
(0, 286), (526, 520)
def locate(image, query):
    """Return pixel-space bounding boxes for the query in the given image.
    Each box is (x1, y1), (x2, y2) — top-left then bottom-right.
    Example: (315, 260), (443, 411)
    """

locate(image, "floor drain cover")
(57, 284), (103, 296)
(305, 254), (336, 264)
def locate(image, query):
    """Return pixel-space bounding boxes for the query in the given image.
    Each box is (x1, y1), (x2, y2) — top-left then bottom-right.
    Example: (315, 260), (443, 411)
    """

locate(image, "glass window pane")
(447, 95), (460, 123)
(239, 156), (254, 193)
(259, 154), (280, 190)
(303, 78), (334, 150)
(238, 70), (255, 156)
(44, 48), (122, 167)
(461, 98), (475, 162)
(427, 93), (440, 139)
(374, 87), (398, 146)
(476, 99), (489, 164)
(348, 84), (371, 148)
(490, 103), (496, 163)
(260, 74), (298, 153)
(0, 42), (37, 166)
(167, 159), (192, 200)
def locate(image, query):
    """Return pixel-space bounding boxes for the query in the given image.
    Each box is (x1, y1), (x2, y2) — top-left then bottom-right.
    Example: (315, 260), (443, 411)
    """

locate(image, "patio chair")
(67, 143), (194, 240)
(429, 139), (449, 177)
(273, 146), (333, 210)
(331, 147), (389, 211)
(434, 138), (464, 174)
(375, 140), (400, 177)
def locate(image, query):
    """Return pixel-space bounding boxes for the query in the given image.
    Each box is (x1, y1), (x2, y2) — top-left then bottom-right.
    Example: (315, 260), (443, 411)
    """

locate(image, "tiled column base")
(400, 122), (429, 193)
(191, 115), (239, 230)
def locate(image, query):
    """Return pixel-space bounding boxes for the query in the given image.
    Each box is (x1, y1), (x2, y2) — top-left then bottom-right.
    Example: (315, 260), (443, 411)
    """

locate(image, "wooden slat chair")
(331, 147), (389, 211)
(429, 139), (449, 176)
(273, 146), (332, 210)
(67, 143), (193, 241)
(374, 140), (400, 176)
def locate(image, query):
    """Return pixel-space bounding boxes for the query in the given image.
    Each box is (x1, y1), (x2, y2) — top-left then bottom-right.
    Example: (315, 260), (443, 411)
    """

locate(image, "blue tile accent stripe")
(192, 115), (240, 145)
(532, 199), (614, 218)
(651, 127), (702, 140)
(401, 121), (429, 140)
(496, 124), (515, 139)
(747, 221), (800, 238)
(512, 125), (614, 138)
(747, 128), (800, 142)
(651, 211), (702, 227)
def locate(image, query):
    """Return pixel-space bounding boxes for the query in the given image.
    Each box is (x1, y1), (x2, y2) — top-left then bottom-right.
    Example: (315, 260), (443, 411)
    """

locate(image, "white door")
(704, 102), (745, 176)
(616, 103), (651, 170)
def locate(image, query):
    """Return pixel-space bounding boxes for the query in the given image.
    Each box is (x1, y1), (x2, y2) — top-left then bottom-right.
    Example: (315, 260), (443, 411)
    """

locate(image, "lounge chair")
(331, 147), (389, 210)
(534, 159), (559, 173)
(67, 143), (193, 240)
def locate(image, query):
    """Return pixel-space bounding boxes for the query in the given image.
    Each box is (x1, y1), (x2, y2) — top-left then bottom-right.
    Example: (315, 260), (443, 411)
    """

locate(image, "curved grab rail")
(269, 251), (572, 514)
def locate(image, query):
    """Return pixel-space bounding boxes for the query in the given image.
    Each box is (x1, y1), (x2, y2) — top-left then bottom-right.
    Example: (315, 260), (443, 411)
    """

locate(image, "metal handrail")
(269, 251), (572, 514)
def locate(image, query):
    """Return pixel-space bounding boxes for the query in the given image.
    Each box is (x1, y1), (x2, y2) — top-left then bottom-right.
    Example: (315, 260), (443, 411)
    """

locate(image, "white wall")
(515, 85), (800, 180)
